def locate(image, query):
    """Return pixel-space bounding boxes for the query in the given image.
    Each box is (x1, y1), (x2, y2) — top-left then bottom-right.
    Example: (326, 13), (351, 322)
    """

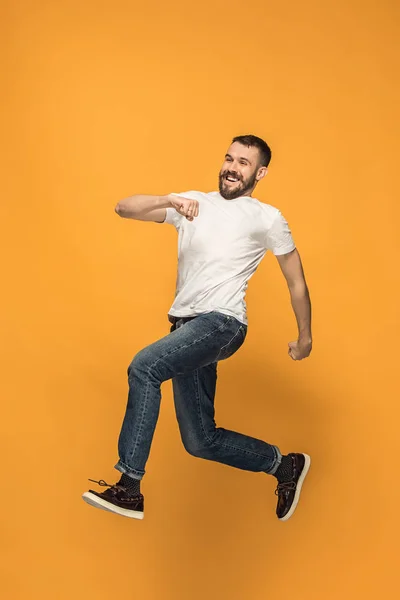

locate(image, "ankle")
(119, 473), (141, 496)
(274, 455), (294, 483)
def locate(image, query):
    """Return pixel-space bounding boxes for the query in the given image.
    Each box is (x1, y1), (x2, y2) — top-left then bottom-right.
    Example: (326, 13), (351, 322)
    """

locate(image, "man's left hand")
(288, 338), (313, 361)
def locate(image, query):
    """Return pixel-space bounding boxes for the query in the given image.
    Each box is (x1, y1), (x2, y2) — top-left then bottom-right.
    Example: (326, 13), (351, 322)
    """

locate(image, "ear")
(256, 166), (268, 181)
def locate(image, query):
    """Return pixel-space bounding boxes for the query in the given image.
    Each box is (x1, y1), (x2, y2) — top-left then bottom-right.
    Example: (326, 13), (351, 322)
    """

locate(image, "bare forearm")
(289, 282), (312, 341)
(115, 194), (171, 218)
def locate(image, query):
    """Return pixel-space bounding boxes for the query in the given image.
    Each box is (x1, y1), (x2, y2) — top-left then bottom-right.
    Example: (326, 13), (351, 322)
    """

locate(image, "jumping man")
(82, 134), (313, 522)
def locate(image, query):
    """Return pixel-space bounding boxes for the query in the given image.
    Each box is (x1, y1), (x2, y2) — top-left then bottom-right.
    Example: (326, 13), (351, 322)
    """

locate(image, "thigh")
(133, 311), (245, 381)
(172, 362), (218, 445)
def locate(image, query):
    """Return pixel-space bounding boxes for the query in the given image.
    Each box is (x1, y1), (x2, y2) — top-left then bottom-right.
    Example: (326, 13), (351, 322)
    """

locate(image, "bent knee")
(182, 435), (215, 459)
(127, 349), (151, 378)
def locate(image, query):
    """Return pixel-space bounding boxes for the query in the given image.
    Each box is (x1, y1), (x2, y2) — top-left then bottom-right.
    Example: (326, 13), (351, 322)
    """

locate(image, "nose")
(228, 160), (239, 174)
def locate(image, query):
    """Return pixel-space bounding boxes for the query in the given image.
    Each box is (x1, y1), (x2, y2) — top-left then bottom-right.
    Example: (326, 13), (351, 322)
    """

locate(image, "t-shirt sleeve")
(265, 210), (296, 255)
(164, 206), (184, 229)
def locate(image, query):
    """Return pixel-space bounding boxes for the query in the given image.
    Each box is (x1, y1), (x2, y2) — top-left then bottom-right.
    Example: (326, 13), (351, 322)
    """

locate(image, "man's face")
(219, 142), (265, 200)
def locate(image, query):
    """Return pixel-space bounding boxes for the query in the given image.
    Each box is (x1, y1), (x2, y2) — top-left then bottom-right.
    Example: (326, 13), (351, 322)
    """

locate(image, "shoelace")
(274, 481), (297, 496)
(88, 478), (126, 493)
(89, 479), (112, 487)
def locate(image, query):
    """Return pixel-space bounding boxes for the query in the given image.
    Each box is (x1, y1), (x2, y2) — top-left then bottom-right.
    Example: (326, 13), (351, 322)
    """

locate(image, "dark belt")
(168, 314), (197, 331)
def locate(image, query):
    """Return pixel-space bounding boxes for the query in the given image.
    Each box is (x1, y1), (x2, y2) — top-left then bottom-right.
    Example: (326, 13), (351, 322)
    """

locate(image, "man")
(82, 134), (312, 522)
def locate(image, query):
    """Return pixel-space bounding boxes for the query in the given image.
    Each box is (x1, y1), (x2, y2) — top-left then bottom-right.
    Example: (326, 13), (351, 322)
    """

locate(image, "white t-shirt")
(164, 191), (296, 325)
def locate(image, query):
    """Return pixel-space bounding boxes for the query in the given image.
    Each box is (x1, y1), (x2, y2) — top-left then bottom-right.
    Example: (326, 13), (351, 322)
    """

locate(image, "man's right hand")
(168, 195), (199, 221)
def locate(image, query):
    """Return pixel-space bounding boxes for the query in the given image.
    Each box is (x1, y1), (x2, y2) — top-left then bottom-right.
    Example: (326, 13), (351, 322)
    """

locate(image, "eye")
(240, 160), (247, 165)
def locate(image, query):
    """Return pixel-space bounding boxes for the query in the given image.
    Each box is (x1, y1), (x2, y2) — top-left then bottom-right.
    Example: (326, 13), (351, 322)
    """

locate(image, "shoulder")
(247, 197), (282, 225)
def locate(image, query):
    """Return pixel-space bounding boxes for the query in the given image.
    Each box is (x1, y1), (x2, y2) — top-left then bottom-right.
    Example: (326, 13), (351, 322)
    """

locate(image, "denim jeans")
(115, 311), (282, 480)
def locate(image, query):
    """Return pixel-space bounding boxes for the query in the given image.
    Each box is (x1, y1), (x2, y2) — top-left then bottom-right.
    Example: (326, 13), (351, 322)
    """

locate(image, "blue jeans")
(115, 311), (282, 479)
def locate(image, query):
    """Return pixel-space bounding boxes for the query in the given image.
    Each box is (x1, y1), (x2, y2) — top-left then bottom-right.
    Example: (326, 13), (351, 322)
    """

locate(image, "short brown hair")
(232, 134), (272, 167)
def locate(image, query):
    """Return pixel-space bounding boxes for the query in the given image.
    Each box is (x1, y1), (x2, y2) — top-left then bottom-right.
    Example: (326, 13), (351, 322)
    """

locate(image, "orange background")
(1, 1), (399, 598)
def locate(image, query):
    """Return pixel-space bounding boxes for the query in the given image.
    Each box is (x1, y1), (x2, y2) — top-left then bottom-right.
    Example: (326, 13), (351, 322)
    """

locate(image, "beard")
(218, 169), (258, 200)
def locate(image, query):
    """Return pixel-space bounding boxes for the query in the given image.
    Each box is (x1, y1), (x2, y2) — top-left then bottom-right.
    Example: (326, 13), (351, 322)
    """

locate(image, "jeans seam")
(129, 376), (151, 462)
(216, 325), (244, 362)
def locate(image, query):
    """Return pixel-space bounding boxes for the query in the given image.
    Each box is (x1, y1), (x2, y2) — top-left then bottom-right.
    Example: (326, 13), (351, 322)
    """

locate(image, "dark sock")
(274, 454), (294, 483)
(119, 473), (141, 496)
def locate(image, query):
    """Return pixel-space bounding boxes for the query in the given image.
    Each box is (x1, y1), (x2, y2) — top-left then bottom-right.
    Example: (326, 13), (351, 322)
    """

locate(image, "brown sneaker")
(275, 453), (311, 521)
(82, 479), (144, 520)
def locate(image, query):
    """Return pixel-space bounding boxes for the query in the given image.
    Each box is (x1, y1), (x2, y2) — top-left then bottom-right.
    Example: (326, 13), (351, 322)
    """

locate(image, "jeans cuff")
(266, 445), (282, 475)
(115, 460), (144, 480)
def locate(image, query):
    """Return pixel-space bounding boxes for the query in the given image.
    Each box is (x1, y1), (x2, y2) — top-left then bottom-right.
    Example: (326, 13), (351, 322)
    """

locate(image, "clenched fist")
(168, 195), (199, 221)
(288, 338), (312, 361)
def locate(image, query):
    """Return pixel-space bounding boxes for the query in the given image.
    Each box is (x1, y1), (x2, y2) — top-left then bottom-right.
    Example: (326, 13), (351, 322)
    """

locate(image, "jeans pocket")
(216, 325), (247, 362)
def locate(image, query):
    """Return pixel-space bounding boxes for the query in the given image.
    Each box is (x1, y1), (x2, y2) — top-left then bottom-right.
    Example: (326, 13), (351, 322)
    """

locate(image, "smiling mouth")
(225, 175), (241, 184)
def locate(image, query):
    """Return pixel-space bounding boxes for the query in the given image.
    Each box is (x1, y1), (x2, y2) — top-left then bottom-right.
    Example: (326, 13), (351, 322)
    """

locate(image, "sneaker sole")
(82, 492), (144, 520)
(279, 453), (311, 522)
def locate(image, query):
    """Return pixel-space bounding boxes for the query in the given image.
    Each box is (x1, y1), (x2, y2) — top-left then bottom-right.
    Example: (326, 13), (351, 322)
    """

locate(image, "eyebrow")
(225, 153), (252, 165)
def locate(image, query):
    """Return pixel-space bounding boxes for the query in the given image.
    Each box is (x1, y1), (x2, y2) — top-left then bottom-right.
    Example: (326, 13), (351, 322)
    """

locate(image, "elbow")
(289, 280), (309, 296)
(115, 202), (133, 218)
